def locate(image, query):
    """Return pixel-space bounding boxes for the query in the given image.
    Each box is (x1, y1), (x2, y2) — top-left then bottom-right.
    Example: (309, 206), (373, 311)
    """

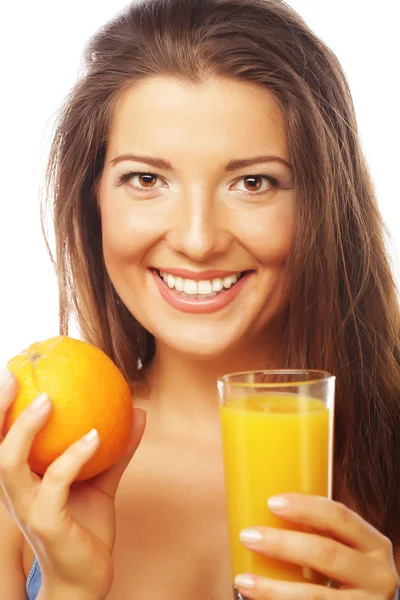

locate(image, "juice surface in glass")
(220, 393), (330, 583)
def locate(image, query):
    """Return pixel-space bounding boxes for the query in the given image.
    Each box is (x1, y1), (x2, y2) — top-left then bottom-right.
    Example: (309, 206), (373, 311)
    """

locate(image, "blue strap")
(26, 555), (41, 600)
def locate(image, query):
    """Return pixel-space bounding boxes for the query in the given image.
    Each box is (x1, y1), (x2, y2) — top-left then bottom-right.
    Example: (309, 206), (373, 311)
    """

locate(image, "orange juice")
(220, 393), (331, 583)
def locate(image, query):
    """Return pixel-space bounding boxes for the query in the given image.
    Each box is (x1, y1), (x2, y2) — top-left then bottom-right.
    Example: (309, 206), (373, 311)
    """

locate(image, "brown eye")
(232, 174), (278, 195)
(243, 176), (263, 192)
(136, 173), (158, 188)
(116, 171), (164, 191)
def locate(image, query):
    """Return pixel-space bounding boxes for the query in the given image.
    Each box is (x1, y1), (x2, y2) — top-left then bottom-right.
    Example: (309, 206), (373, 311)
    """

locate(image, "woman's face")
(98, 75), (295, 359)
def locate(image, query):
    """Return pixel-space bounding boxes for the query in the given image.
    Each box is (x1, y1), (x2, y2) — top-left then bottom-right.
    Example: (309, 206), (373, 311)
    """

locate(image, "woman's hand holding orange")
(235, 494), (399, 600)
(0, 370), (146, 599)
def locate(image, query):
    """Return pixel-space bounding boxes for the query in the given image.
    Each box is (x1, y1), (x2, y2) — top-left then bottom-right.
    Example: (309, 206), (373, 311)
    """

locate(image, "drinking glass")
(217, 370), (335, 599)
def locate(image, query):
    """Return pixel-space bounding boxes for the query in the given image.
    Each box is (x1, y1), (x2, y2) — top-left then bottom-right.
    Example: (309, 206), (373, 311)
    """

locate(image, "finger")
(0, 393), (52, 510)
(267, 494), (386, 553)
(234, 574), (344, 599)
(0, 369), (19, 438)
(240, 527), (374, 587)
(32, 428), (101, 533)
(92, 407), (147, 498)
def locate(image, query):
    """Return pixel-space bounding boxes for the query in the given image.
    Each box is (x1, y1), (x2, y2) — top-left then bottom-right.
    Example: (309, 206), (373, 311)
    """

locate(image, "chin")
(173, 342), (236, 361)
(155, 326), (249, 361)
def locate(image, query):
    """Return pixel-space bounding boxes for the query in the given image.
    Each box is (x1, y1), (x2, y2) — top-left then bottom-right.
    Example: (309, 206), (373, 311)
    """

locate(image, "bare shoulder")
(0, 501), (27, 599)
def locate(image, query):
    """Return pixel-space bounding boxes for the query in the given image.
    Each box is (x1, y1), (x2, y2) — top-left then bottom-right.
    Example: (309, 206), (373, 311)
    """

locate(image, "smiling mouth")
(153, 268), (250, 299)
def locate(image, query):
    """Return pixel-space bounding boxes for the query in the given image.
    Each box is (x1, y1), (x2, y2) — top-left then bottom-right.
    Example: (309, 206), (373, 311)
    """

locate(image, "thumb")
(92, 407), (147, 498)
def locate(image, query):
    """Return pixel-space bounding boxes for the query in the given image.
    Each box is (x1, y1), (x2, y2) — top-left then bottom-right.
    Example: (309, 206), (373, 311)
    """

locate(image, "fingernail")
(81, 428), (99, 445)
(30, 393), (51, 412)
(235, 574), (256, 590)
(239, 528), (263, 544)
(268, 495), (290, 511)
(0, 368), (14, 391)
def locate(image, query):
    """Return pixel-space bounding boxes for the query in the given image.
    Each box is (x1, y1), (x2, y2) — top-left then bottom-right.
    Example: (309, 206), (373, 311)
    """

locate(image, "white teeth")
(175, 276), (184, 292)
(157, 270), (243, 296)
(183, 279), (197, 294)
(223, 276), (233, 289)
(212, 278), (224, 292)
(198, 280), (213, 294)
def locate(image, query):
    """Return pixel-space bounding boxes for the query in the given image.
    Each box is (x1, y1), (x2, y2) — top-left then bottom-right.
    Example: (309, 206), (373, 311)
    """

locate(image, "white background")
(0, 1), (399, 366)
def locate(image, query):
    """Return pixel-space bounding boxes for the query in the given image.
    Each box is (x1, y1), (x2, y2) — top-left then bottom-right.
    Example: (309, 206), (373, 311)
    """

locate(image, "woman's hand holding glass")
(235, 493), (399, 599)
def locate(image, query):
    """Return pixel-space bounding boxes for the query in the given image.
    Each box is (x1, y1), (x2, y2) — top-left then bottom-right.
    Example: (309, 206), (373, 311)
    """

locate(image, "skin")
(99, 76), (294, 363)
(0, 75), (398, 599)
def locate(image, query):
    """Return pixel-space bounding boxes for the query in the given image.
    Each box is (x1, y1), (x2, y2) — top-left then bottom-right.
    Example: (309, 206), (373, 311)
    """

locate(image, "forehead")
(107, 75), (289, 161)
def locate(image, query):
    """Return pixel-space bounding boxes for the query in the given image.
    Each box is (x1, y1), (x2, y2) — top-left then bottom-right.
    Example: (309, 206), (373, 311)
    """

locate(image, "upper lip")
(152, 267), (247, 281)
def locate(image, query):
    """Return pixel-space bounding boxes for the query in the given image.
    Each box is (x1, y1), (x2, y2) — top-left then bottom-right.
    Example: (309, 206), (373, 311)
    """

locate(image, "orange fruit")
(3, 336), (133, 481)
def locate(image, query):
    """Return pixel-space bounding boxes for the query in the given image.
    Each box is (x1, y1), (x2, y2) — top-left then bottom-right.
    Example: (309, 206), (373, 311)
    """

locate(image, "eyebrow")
(109, 153), (292, 171)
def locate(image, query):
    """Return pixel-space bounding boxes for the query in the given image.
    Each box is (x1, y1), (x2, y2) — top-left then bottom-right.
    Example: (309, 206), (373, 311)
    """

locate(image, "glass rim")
(217, 369), (335, 388)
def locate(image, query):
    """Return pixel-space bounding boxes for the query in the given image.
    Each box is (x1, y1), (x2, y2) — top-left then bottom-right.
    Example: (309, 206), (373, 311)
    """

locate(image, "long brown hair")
(41, 0), (400, 546)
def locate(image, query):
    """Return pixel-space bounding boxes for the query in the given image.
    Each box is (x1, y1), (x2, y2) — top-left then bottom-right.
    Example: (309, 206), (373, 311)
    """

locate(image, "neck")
(139, 322), (285, 431)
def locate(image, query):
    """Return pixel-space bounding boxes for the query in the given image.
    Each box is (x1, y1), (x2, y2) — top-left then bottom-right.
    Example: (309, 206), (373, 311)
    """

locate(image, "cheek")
(100, 199), (162, 265)
(241, 200), (295, 266)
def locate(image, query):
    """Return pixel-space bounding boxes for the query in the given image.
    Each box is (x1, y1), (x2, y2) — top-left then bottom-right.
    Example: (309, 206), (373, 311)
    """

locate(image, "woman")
(0, 0), (399, 598)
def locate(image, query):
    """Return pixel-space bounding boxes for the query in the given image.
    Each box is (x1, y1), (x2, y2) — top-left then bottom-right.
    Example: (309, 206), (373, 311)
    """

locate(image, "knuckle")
(380, 533), (394, 554)
(270, 531), (289, 557)
(334, 501), (352, 527)
(317, 538), (339, 565)
(43, 461), (69, 485)
(378, 568), (400, 595)
(0, 453), (19, 476)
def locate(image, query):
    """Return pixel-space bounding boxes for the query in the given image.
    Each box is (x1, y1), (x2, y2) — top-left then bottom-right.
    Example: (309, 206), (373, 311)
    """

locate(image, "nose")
(166, 187), (232, 262)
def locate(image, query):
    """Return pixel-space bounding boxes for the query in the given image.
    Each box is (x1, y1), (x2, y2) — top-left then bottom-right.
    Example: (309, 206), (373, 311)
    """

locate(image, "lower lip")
(150, 269), (253, 314)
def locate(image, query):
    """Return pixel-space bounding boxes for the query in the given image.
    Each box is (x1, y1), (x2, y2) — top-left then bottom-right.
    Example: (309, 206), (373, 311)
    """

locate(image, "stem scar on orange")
(3, 336), (134, 481)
